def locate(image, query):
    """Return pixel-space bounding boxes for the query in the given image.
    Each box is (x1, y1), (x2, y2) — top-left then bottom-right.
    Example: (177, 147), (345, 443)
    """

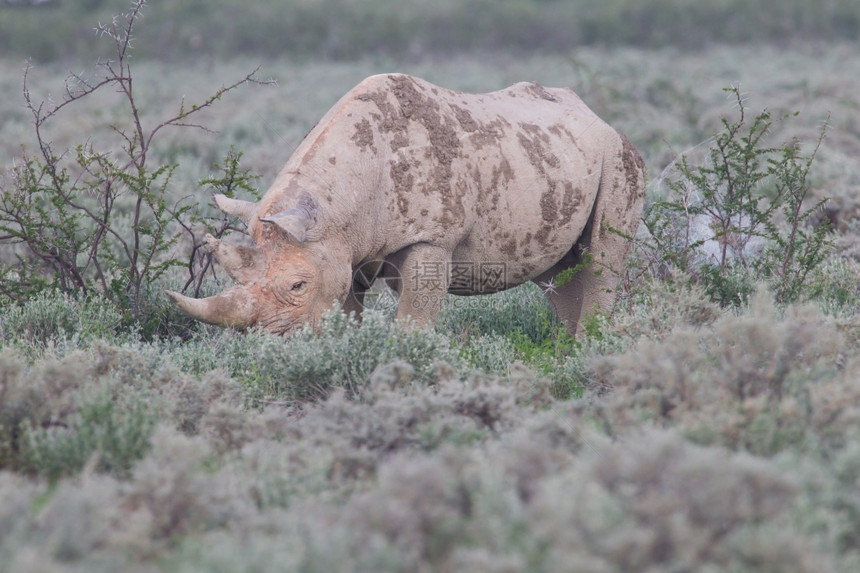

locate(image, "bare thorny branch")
(1, 0), (272, 329)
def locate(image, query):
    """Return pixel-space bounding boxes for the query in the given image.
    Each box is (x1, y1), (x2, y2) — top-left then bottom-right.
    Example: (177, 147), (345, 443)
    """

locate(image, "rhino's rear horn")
(205, 233), (267, 285)
(165, 286), (258, 329)
(214, 194), (256, 223)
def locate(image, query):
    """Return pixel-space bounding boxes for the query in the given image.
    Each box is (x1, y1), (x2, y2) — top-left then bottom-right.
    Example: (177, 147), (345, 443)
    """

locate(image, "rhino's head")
(166, 193), (351, 335)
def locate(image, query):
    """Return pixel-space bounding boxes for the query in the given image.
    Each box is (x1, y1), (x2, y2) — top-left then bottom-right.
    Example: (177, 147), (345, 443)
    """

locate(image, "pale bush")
(1, 342), (855, 570)
(170, 368), (244, 435)
(530, 430), (828, 573)
(0, 472), (43, 558)
(28, 476), (125, 563)
(22, 382), (157, 481)
(792, 431), (860, 569)
(460, 333), (519, 375)
(589, 290), (848, 456)
(123, 426), (255, 544)
(804, 256), (860, 317)
(613, 275), (723, 341)
(0, 290), (126, 353)
(170, 307), (461, 405)
(0, 348), (161, 479)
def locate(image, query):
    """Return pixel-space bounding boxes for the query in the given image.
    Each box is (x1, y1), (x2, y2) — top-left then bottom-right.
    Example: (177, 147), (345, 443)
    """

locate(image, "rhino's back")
(352, 75), (616, 280)
(273, 74), (620, 283)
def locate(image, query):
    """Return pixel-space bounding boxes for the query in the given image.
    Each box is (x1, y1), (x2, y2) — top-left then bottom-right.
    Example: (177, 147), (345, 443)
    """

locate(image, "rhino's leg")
(535, 229), (628, 337)
(536, 136), (645, 336)
(533, 247), (592, 337)
(387, 243), (451, 328)
(343, 283), (367, 323)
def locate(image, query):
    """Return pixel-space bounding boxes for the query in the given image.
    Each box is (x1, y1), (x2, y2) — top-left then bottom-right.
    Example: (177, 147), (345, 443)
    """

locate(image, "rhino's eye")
(291, 281), (306, 292)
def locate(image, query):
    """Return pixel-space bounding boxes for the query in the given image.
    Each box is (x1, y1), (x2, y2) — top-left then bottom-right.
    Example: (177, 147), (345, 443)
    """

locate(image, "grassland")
(2, 15), (860, 572)
(2, 0), (859, 62)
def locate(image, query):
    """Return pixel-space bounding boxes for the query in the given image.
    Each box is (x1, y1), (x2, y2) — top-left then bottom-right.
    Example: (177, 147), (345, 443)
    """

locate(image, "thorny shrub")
(0, 0), (268, 338)
(640, 86), (833, 307)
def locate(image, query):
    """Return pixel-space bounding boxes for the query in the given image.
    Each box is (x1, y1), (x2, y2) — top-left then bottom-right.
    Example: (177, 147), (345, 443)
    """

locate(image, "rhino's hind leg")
(535, 134), (645, 336)
(534, 234), (628, 337)
(533, 248), (591, 337)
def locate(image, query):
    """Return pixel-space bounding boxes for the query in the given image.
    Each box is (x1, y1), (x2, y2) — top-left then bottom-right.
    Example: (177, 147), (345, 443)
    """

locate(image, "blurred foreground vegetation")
(1, 0), (858, 62)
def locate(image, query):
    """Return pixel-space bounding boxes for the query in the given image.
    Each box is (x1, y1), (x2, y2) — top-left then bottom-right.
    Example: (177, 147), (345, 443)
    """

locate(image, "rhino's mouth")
(256, 308), (306, 336)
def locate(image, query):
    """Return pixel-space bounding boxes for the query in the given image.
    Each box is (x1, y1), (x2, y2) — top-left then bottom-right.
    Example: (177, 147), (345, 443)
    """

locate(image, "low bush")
(588, 291), (850, 457)
(437, 282), (560, 344)
(0, 348), (161, 481)
(169, 307), (461, 406)
(0, 289), (125, 352)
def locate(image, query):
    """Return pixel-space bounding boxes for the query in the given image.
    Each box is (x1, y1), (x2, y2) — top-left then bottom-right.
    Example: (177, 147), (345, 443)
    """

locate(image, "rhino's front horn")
(165, 286), (258, 329)
(214, 194), (256, 223)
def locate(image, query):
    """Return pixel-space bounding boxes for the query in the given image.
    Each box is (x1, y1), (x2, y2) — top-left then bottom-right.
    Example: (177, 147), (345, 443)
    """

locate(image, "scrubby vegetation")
(2, 1), (860, 570)
(1, 0), (859, 62)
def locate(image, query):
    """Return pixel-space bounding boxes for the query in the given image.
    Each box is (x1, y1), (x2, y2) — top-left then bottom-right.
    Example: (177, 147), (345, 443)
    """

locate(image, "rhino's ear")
(259, 192), (320, 244)
(214, 194), (256, 223)
(260, 209), (315, 243)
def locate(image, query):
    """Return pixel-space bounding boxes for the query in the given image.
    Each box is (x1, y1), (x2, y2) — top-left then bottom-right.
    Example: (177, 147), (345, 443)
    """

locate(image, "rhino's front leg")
(342, 282), (367, 323)
(388, 243), (451, 328)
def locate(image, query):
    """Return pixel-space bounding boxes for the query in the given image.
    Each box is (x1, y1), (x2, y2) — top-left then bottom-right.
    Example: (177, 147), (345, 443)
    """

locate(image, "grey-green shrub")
(588, 290), (848, 457)
(1, 337), (857, 571)
(804, 256), (860, 317)
(171, 307), (460, 405)
(458, 333), (518, 375)
(437, 282), (559, 344)
(0, 348), (161, 481)
(529, 430), (827, 572)
(0, 290), (125, 351)
(22, 383), (156, 482)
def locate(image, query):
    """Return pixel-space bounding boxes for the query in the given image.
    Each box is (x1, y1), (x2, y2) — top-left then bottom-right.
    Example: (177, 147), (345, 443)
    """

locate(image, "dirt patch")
(620, 132), (646, 210)
(389, 159), (414, 214)
(558, 183), (584, 226)
(499, 236), (518, 258)
(486, 157), (514, 209)
(527, 82), (560, 103)
(540, 189), (559, 223)
(351, 118), (376, 152)
(387, 75), (461, 181)
(468, 119), (508, 149)
(451, 104), (479, 133)
(517, 122), (560, 170)
(359, 75), (465, 223)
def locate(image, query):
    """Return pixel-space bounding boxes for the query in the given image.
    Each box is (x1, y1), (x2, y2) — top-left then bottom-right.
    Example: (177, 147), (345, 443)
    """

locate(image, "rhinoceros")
(166, 73), (645, 335)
